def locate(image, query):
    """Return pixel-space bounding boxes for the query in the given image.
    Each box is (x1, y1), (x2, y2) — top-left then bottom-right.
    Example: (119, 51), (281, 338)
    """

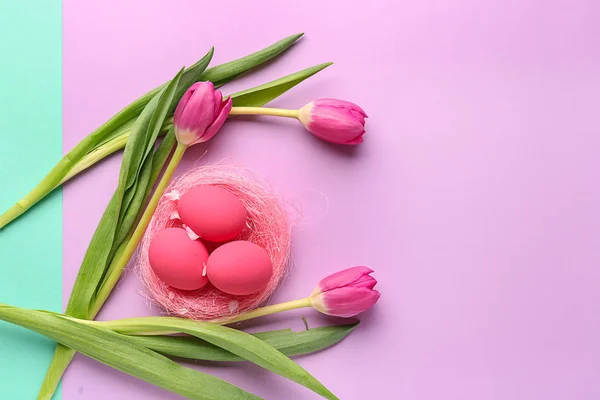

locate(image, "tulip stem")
(229, 106), (299, 119)
(0, 157), (72, 230)
(69, 297), (314, 336)
(212, 297), (313, 325)
(90, 142), (186, 317)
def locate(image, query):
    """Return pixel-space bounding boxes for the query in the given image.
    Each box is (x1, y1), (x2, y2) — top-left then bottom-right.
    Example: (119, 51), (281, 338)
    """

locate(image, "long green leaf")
(88, 32), (303, 151)
(89, 33), (302, 153)
(114, 66), (194, 248)
(0, 305), (259, 400)
(96, 117), (136, 148)
(39, 133), (180, 400)
(43, 69), (188, 400)
(230, 62), (332, 106)
(132, 322), (358, 362)
(100, 317), (339, 400)
(0, 33), (303, 230)
(148, 131), (177, 184)
(66, 68), (187, 319)
(102, 129), (177, 291)
(55, 61), (333, 185)
(202, 33), (304, 86)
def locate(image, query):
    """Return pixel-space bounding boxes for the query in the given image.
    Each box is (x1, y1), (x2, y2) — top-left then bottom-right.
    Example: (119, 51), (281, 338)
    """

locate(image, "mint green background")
(0, 1), (62, 398)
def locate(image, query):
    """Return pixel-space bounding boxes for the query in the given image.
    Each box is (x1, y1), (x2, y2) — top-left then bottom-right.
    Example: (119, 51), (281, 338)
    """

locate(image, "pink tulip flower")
(298, 98), (368, 145)
(173, 81), (232, 146)
(310, 266), (380, 317)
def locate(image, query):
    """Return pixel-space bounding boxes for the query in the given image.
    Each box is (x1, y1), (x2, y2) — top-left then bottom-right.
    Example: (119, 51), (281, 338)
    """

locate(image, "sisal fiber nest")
(137, 164), (290, 320)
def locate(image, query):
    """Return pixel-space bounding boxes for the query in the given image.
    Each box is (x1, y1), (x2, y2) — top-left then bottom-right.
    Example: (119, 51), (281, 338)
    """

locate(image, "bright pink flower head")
(173, 81), (232, 147)
(298, 98), (368, 145)
(310, 266), (380, 318)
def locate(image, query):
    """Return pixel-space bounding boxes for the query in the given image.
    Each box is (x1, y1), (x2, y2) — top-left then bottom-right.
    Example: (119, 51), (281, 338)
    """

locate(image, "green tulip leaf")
(101, 317), (339, 400)
(66, 67), (186, 320)
(202, 33), (304, 87)
(41, 67), (190, 399)
(0, 305), (259, 400)
(0, 33), (304, 230)
(133, 322), (359, 362)
(230, 62), (332, 107)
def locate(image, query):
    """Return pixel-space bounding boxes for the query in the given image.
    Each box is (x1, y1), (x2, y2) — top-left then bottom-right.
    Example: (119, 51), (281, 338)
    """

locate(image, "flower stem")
(229, 106), (299, 119)
(0, 157), (72, 230)
(90, 142), (187, 317)
(213, 297), (313, 325)
(3, 297), (314, 340)
(87, 297), (314, 336)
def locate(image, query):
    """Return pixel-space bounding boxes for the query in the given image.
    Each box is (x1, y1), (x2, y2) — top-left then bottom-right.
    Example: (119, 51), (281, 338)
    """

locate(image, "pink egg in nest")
(178, 185), (246, 242)
(207, 240), (273, 296)
(148, 228), (209, 291)
(137, 165), (290, 321)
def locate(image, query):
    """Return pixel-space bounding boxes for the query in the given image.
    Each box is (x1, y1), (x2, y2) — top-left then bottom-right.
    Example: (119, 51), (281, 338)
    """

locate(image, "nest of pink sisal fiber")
(137, 164), (290, 320)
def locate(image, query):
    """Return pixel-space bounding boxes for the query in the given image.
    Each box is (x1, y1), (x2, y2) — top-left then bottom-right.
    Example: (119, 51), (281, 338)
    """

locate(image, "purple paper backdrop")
(63, 1), (600, 399)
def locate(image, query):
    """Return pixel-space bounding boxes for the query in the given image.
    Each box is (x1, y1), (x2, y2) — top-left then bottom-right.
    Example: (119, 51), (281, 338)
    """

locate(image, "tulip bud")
(173, 81), (232, 147)
(298, 98), (367, 145)
(309, 266), (380, 318)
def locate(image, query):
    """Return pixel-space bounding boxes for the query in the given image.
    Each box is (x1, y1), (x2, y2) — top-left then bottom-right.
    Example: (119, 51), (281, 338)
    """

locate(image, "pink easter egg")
(148, 228), (209, 291)
(206, 240), (273, 296)
(178, 185), (246, 242)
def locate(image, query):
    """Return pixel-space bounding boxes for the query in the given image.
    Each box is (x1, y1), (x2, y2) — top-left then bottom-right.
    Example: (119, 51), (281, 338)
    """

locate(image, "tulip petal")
(213, 90), (223, 119)
(201, 96), (233, 143)
(348, 109), (366, 125)
(180, 82), (216, 135)
(317, 266), (374, 293)
(307, 106), (366, 144)
(173, 82), (199, 127)
(346, 135), (365, 145)
(320, 287), (381, 318)
(352, 275), (377, 290)
(172, 81), (234, 147)
(314, 98), (368, 118)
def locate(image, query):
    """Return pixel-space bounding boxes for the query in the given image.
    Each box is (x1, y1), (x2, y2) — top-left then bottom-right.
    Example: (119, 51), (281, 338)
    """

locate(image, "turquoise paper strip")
(0, 1), (62, 398)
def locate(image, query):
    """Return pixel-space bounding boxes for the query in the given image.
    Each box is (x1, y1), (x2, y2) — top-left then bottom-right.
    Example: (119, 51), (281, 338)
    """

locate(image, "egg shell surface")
(148, 227), (209, 291)
(178, 185), (246, 242)
(206, 240), (273, 296)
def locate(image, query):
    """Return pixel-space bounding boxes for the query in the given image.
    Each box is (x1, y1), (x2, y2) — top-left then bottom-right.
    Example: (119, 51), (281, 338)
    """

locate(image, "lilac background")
(63, 1), (600, 399)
